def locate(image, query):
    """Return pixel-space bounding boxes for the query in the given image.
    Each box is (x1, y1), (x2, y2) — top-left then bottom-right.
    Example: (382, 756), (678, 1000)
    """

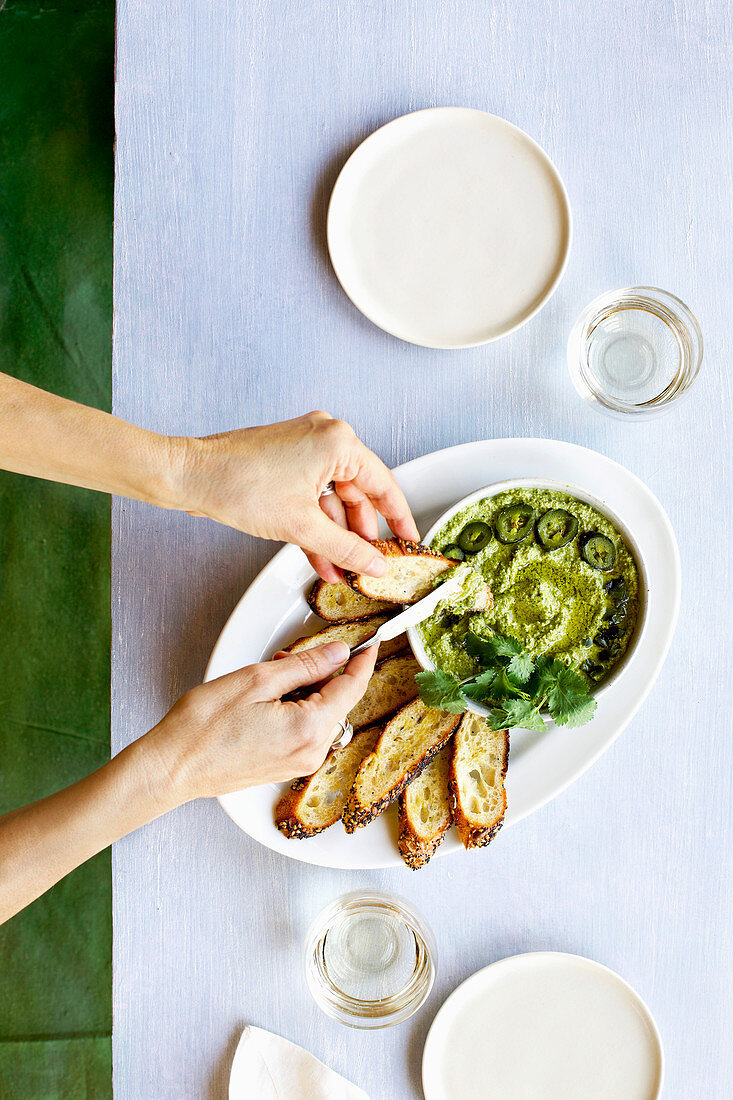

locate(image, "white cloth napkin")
(229, 1025), (370, 1100)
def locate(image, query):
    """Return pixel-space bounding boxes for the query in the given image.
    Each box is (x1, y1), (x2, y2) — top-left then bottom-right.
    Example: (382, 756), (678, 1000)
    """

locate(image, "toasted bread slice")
(343, 698), (461, 832)
(306, 579), (392, 622)
(275, 724), (382, 839)
(449, 713), (509, 849)
(347, 653), (421, 731)
(283, 616), (407, 662)
(345, 538), (457, 605)
(398, 744), (452, 869)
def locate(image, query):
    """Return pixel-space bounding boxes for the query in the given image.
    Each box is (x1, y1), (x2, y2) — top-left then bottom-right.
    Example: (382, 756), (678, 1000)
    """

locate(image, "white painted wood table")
(112, 2), (732, 1096)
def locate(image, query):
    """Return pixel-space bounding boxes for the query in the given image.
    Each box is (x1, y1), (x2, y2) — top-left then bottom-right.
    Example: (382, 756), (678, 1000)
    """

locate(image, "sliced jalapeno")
(442, 543), (466, 561)
(456, 521), (492, 553)
(494, 504), (534, 545)
(604, 576), (628, 598)
(594, 625), (619, 647)
(581, 533), (617, 571)
(536, 508), (579, 551)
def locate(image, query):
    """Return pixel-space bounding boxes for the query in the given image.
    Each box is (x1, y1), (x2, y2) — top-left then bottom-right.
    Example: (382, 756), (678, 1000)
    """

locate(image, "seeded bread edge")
(342, 711), (460, 833)
(449, 726), (510, 849)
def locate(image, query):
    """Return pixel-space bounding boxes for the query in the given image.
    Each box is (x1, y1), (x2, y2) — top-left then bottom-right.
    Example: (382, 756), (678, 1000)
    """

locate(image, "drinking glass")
(304, 890), (436, 1028)
(567, 286), (702, 419)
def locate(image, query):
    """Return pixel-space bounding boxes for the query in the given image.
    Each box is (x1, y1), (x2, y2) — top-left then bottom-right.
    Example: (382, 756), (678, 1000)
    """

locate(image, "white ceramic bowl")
(407, 477), (649, 717)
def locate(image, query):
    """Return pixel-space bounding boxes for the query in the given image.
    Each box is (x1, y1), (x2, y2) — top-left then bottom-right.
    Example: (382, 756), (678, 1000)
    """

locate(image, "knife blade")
(348, 567), (466, 657)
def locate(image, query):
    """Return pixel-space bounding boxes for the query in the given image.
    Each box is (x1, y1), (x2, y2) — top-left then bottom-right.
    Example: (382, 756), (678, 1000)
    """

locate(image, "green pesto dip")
(418, 488), (639, 684)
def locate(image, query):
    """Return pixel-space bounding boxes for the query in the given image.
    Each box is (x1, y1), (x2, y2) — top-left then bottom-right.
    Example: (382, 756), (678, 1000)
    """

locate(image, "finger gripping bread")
(347, 653), (421, 731)
(343, 698), (461, 833)
(398, 744), (452, 869)
(275, 725), (383, 839)
(306, 579), (392, 621)
(345, 538), (457, 604)
(449, 713), (509, 849)
(283, 616), (407, 662)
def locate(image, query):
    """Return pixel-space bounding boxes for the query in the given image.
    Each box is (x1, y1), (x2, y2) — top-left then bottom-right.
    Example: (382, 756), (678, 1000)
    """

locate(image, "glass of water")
(567, 286), (702, 418)
(304, 891), (436, 1028)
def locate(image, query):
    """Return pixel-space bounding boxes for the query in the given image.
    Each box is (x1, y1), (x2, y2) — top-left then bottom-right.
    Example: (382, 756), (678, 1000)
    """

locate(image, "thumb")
(247, 642), (352, 699)
(301, 507), (387, 577)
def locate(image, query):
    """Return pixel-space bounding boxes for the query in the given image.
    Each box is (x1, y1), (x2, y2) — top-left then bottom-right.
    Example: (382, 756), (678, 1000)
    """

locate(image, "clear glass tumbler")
(304, 890), (436, 1029)
(567, 286), (702, 419)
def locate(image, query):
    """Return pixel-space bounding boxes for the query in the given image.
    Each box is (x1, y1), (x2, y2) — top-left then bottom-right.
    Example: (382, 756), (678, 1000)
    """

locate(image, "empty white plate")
(423, 953), (664, 1100)
(327, 107), (571, 348)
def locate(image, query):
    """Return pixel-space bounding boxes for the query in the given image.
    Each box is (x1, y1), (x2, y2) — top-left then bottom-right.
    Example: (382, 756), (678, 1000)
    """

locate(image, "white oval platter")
(206, 438), (680, 870)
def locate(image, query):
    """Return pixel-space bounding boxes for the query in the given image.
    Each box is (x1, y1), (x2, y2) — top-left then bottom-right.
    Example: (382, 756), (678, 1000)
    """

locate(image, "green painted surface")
(0, 1), (114, 1095)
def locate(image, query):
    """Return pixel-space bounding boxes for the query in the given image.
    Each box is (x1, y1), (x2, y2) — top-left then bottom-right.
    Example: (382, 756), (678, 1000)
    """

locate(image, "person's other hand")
(144, 642), (378, 804)
(171, 412), (420, 581)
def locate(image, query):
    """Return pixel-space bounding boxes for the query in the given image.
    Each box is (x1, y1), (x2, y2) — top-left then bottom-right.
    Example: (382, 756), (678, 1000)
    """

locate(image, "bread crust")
(397, 746), (452, 869)
(306, 579), (391, 621)
(343, 701), (460, 833)
(449, 720), (510, 849)
(275, 778), (320, 840)
(343, 737), (450, 833)
(347, 652), (421, 731)
(397, 808), (446, 869)
(282, 615), (407, 663)
(344, 538), (456, 604)
(275, 725), (382, 839)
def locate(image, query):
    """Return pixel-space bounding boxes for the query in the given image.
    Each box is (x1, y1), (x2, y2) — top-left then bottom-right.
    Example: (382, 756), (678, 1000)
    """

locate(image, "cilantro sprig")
(415, 631), (597, 732)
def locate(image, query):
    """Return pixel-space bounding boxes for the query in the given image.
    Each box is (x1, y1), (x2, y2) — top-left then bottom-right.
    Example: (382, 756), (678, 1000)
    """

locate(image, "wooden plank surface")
(112, 1), (732, 1096)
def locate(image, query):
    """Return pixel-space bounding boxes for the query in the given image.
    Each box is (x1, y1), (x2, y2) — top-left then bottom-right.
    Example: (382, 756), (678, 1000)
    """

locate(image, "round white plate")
(327, 108), (571, 348)
(206, 438), (680, 870)
(422, 953), (664, 1100)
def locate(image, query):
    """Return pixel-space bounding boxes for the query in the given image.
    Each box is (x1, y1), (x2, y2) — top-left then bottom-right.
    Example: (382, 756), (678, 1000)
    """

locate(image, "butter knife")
(349, 567), (465, 657)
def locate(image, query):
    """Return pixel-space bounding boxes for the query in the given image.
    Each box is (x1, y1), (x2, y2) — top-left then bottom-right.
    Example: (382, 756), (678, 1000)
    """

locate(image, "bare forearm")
(0, 371), (184, 507)
(0, 739), (178, 924)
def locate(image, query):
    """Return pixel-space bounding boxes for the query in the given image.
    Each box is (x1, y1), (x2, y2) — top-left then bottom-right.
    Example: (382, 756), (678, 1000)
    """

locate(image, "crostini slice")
(306, 579), (392, 622)
(347, 652), (421, 731)
(283, 615), (407, 662)
(275, 724), (383, 839)
(345, 538), (458, 605)
(449, 713), (509, 849)
(343, 698), (461, 833)
(398, 743), (453, 869)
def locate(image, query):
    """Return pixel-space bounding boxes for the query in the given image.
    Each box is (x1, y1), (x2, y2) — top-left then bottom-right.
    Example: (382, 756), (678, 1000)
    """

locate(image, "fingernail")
(322, 641), (349, 662)
(367, 555), (387, 577)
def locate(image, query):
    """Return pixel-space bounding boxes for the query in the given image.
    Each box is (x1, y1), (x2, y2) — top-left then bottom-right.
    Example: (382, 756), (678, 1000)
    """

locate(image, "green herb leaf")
(492, 666), (530, 700)
(490, 634), (525, 658)
(465, 631), (523, 666)
(415, 669), (467, 713)
(558, 695), (598, 728)
(460, 669), (499, 702)
(488, 698), (546, 733)
(528, 654), (563, 698)
(507, 652), (535, 683)
(416, 633), (596, 731)
(546, 666), (596, 726)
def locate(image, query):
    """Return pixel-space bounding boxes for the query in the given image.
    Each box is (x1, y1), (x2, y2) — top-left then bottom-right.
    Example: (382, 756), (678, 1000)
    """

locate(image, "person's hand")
(143, 641), (378, 804)
(170, 412), (420, 582)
